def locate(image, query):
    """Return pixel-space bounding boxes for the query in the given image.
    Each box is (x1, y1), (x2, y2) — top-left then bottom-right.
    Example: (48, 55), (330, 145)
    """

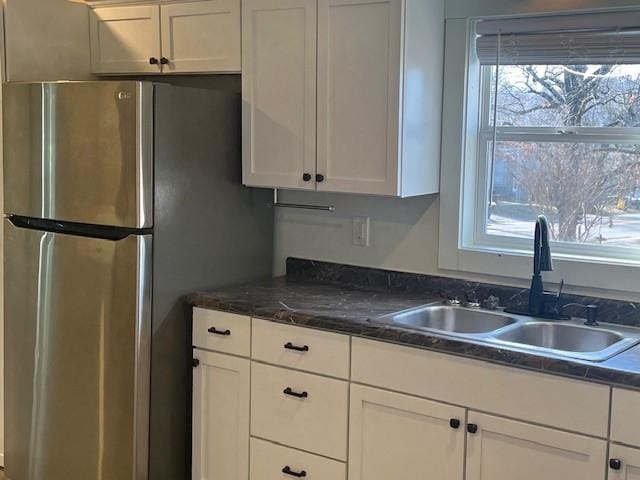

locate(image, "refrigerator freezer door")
(3, 81), (153, 228)
(4, 219), (152, 480)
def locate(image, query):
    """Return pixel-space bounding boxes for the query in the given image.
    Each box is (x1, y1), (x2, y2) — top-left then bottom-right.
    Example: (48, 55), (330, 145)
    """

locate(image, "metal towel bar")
(270, 189), (335, 212)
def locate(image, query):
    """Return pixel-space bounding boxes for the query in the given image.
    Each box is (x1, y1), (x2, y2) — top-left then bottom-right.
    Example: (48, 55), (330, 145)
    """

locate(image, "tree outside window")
(482, 64), (640, 247)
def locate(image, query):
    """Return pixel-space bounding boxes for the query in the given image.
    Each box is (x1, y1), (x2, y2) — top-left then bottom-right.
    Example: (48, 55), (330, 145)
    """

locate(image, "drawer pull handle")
(283, 387), (308, 399)
(284, 342), (309, 352)
(282, 466), (307, 478)
(208, 327), (231, 336)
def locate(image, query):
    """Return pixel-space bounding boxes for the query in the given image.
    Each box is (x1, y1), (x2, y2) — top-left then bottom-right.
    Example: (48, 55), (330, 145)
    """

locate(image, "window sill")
(440, 244), (640, 295)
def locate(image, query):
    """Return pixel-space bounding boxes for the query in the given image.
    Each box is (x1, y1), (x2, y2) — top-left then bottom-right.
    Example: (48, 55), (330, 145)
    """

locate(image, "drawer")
(612, 388), (640, 447)
(351, 337), (610, 438)
(252, 319), (350, 378)
(251, 362), (348, 460)
(193, 308), (250, 356)
(250, 437), (346, 480)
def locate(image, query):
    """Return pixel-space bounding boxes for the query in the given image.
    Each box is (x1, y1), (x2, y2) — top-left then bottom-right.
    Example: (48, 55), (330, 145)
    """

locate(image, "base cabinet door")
(160, 0), (241, 73)
(466, 412), (607, 480)
(610, 445), (640, 480)
(192, 350), (250, 480)
(348, 384), (465, 480)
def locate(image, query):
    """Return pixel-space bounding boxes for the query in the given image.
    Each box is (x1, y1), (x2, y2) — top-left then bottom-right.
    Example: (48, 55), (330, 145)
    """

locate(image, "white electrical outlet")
(353, 217), (370, 247)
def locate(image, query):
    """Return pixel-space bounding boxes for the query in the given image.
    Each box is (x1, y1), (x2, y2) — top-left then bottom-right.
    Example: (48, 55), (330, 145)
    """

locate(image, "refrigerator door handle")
(7, 215), (152, 241)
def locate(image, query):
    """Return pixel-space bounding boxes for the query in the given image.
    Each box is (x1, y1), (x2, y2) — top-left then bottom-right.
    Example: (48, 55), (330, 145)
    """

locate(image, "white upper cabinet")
(349, 384), (465, 480)
(160, 0), (240, 73)
(89, 0), (241, 75)
(466, 412), (607, 480)
(241, 0), (444, 197)
(90, 4), (161, 74)
(241, 0), (317, 190)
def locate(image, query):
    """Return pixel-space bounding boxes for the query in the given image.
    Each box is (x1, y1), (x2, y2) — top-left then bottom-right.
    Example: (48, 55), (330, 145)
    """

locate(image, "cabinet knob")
(610, 459), (622, 470)
(449, 418), (461, 429)
(149, 57), (159, 65)
(160, 57), (170, 65)
(208, 326), (231, 336)
(316, 174), (325, 183)
(467, 423), (478, 434)
(302, 173), (312, 182)
(282, 466), (307, 478)
(192, 358), (200, 368)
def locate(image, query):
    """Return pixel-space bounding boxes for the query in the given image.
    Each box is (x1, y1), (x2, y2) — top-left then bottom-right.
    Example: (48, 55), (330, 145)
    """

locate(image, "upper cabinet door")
(160, 0), (241, 73)
(317, 0), (402, 195)
(466, 412), (607, 480)
(90, 5), (162, 74)
(241, 0), (317, 190)
(348, 384), (465, 480)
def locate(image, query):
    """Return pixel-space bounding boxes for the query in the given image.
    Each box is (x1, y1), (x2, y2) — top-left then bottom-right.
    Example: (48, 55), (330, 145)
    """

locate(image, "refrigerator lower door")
(3, 81), (153, 228)
(4, 219), (152, 480)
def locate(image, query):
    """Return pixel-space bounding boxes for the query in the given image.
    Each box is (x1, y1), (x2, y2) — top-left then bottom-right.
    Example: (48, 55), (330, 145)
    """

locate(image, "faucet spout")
(529, 215), (554, 316)
(534, 215), (553, 274)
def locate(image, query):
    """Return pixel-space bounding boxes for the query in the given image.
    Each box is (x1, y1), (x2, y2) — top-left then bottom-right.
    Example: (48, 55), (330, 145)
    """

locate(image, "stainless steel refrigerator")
(2, 81), (273, 480)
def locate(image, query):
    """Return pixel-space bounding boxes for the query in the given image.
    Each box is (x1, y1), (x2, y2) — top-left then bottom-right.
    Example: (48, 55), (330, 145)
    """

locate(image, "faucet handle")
(482, 296), (501, 310)
(445, 297), (461, 306)
(556, 279), (564, 298)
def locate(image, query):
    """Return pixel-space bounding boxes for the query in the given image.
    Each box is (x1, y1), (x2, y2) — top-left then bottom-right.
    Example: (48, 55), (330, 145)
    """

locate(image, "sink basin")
(382, 303), (640, 362)
(493, 321), (638, 361)
(495, 322), (624, 352)
(387, 305), (517, 334)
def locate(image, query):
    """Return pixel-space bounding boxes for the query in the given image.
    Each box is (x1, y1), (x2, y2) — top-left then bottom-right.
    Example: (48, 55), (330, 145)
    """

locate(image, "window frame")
(438, 17), (640, 295)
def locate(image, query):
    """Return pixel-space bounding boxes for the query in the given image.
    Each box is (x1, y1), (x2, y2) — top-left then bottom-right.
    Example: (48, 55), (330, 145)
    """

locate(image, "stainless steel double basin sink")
(380, 304), (640, 362)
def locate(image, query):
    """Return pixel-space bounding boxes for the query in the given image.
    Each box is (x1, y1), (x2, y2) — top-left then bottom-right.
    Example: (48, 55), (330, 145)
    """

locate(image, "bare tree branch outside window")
(485, 64), (640, 247)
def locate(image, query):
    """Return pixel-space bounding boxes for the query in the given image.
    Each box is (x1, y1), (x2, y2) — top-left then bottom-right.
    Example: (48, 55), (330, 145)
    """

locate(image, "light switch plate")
(353, 217), (370, 247)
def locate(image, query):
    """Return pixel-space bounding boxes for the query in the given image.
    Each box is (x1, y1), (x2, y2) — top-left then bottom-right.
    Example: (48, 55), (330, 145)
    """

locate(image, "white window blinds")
(476, 11), (640, 65)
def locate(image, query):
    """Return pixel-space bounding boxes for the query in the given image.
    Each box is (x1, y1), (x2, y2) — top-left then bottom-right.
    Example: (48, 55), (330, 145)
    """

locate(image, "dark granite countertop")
(189, 276), (640, 390)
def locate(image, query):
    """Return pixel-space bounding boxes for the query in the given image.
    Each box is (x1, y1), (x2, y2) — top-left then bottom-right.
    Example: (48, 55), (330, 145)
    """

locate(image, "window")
(471, 13), (640, 263)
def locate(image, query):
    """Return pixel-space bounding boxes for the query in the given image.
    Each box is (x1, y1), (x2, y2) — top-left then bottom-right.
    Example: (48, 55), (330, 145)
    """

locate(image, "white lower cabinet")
(348, 384), (465, 480)
(250, 437), (346, 480)
(191, 308), (620, 480)
(466, 412), (607, 480)
(610, 445), (640, 480)
(192, 349), (250, 480)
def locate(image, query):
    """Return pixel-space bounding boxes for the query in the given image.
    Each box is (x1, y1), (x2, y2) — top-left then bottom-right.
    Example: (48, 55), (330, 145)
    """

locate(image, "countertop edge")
(188, 293), (640, 391)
